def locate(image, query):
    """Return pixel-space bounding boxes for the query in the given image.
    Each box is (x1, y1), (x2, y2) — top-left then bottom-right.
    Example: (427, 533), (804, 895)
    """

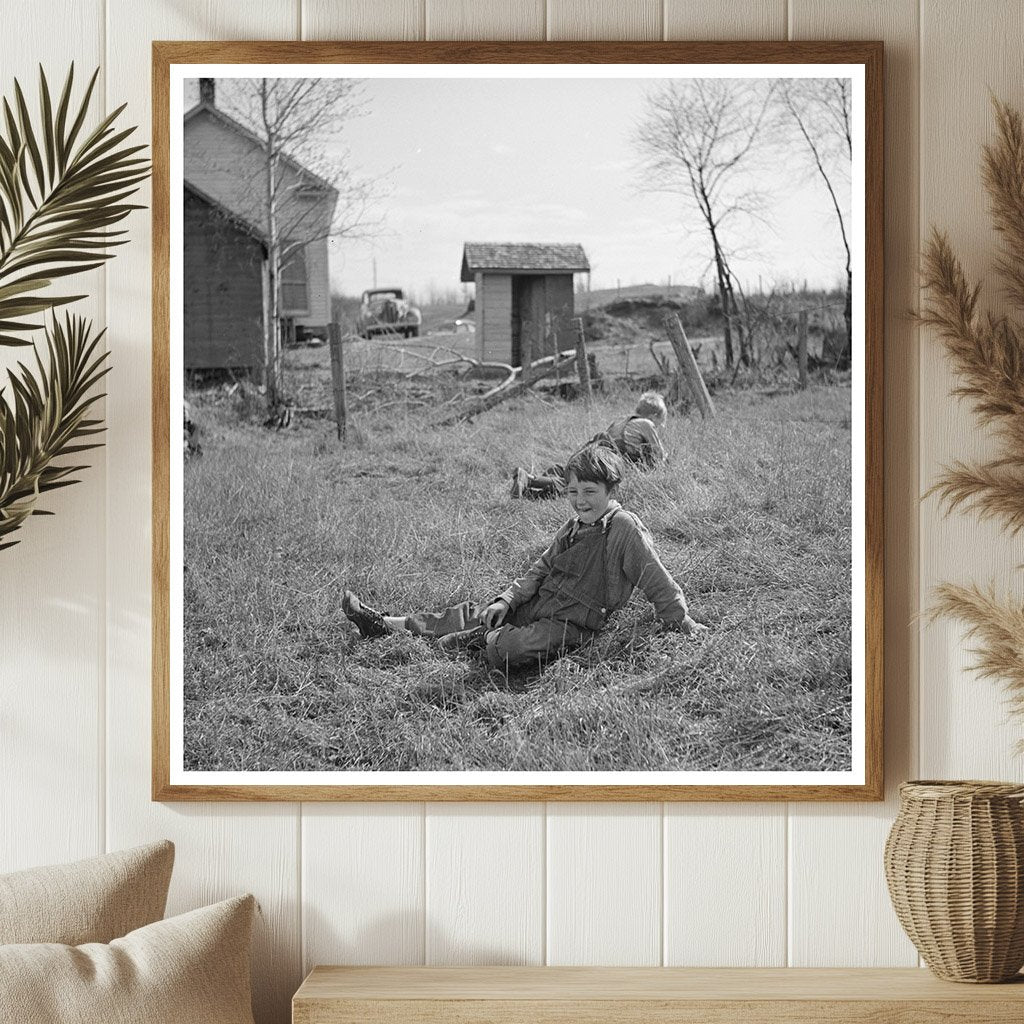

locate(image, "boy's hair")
(635, 391), (668, 426)
(565, 443), (624, 489)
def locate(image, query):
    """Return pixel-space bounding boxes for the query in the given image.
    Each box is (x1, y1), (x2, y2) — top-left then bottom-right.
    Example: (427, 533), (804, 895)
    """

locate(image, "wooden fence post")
(572, 317), (592, 405)
(797, 309), (808, 389)
(328, 321), (348, 441)
(662, 312), (715, 419)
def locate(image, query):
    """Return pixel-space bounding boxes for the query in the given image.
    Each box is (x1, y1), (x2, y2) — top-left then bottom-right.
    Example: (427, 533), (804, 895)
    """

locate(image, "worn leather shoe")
(437, 625), (489, 655)
(341, 590), (389, 639)
(509, 467), (532, 499)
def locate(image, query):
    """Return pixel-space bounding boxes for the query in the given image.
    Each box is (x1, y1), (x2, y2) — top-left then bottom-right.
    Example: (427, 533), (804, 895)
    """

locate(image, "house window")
(280, 244), (309, 314)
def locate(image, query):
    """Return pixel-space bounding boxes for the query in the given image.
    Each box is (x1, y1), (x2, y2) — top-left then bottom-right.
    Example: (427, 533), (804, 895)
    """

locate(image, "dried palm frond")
(0, 314), (109, 550)
(0, 64), (149, 347)
(931, 583), (1024, 717)
(0, 64), (147, 553)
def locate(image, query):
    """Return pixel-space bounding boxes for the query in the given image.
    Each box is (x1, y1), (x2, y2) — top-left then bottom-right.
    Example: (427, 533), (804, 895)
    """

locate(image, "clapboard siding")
(184, 109), (334, 327)
(184, 188), (265, 370)
(481, 273), (513, 363)
(3, 5), (1019, 1024)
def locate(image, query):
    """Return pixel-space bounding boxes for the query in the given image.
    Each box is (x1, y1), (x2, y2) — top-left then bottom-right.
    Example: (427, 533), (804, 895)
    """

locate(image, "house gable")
(183, 103), (337, 326)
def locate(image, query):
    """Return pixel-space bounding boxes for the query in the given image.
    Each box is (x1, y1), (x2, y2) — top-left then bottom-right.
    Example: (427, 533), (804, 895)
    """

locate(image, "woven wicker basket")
(884, 780), (1024, 982)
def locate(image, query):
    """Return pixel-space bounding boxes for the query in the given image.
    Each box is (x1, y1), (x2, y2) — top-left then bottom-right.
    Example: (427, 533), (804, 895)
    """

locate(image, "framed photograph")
(153, 41), (883, 801)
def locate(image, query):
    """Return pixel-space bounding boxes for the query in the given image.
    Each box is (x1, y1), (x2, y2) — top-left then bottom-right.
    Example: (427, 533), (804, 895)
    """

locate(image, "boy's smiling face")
(565, 473), (613, 524)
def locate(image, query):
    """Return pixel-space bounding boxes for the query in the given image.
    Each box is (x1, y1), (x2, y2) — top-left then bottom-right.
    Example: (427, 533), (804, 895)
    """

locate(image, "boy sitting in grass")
(510, 391), (669, 500)
(343, 444), (707, 674)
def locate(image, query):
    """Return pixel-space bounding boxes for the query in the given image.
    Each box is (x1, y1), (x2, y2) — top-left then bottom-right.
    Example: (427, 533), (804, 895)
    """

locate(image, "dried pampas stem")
(931, 583), (1024, 716)
(921, 97), (1024, 726)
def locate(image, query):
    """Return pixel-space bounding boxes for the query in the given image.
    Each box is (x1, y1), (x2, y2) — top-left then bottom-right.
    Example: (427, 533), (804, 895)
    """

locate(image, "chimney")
(199, 78), (215, 106)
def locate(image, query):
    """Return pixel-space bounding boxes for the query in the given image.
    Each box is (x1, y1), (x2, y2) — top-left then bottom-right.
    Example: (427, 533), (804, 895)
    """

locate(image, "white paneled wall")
(1, 0), (107, 874)
(4, 3), (1023, 1022)
(917, 0), (1024, 781)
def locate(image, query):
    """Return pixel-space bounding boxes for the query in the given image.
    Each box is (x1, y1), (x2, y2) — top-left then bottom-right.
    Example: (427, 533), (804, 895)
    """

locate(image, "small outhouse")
(460, 243), (590, 366)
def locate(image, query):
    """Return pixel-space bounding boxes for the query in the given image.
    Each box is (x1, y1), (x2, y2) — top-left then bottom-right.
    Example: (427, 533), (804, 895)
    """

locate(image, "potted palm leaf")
(0, 65), (149, 550)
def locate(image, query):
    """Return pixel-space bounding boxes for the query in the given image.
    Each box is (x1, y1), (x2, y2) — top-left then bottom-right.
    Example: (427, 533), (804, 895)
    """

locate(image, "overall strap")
(599, 508), (618, 615)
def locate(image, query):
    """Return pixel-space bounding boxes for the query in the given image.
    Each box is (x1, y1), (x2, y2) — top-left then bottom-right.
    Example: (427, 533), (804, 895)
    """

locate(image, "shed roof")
(184, 180), (266, 243)
(460, 242), (590, 282)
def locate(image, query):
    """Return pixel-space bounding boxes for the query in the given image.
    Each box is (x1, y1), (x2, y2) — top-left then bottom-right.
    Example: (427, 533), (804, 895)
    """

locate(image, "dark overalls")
(404, 513), (615, 671)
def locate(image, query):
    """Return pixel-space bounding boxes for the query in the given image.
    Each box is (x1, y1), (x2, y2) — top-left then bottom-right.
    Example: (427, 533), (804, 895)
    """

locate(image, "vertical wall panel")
(0, 1), (106, 875)
(654, 0), (787, 971)
(548, 0), (661, 40)
(547, 804), (661, 965)
(104, 5), (302, 1023)
(303, 0), (425, 40)
(303, 805), (425, 970)
(664, 0), (786, 40)
(295, 2), (431, 993)
(426, 0), (545, 41)
(918, 0), (1024, 781)
(664, 805), (786, 966)
(787, 0), (921, 968)
(425, 804), (544, 964)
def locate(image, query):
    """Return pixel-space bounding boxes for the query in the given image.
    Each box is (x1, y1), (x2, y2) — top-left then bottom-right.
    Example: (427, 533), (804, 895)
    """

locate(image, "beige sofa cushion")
(0, 894), (256, 1024)
(0, 840), (174, 945)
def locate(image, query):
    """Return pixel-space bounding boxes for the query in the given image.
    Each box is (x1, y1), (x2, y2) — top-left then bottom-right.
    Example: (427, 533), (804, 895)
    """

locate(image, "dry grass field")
(183, 346), (853, 773)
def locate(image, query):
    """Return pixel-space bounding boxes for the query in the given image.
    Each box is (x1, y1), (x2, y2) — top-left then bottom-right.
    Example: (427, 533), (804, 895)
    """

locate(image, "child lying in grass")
(343, 444), (707, 673)
(509, 390), (669, 500)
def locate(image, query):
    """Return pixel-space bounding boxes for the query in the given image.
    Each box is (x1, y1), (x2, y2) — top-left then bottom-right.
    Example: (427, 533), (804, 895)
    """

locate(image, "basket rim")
(900, 778), (1024, 799)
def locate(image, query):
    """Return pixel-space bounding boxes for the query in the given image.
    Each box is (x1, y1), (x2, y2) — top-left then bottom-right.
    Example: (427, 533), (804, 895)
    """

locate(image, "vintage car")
(356, 287), (422, 338)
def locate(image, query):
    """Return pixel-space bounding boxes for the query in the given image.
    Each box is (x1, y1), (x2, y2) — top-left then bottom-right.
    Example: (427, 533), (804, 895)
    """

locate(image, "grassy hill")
(575, 282), (704, 310)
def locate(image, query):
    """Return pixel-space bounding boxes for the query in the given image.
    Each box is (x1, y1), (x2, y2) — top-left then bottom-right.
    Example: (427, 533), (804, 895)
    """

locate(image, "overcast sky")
(186, 76), (852, 300)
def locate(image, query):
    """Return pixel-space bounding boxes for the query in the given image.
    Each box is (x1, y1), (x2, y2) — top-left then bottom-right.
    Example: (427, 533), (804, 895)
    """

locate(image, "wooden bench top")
(293, 966), (1024, 1023)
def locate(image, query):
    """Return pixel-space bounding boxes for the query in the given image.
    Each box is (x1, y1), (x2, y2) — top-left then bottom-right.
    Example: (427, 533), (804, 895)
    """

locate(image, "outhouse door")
(510, 275), (544, 368)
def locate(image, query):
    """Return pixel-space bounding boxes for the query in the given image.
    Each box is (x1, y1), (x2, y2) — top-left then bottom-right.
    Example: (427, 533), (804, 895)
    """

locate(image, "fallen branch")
(434, 349), (578, 427)
(396, 350), (515, 382)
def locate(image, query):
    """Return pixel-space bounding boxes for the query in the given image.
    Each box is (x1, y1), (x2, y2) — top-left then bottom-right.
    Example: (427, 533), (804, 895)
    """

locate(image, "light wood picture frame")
(153, 40), (883, 801)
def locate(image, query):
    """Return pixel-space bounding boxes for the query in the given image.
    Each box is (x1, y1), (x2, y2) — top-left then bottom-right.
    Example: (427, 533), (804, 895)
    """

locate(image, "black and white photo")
(153, 43), (883, 800)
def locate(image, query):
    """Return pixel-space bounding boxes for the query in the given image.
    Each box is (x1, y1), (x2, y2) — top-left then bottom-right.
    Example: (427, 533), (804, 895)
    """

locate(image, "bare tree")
(777, 78), (853, 366)
(207, 78), (379, 404)
(635, 78), (774, 368)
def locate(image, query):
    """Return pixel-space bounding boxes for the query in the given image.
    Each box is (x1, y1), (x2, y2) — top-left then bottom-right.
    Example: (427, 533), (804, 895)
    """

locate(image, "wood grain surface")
(292, 967), (1024, 1023)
